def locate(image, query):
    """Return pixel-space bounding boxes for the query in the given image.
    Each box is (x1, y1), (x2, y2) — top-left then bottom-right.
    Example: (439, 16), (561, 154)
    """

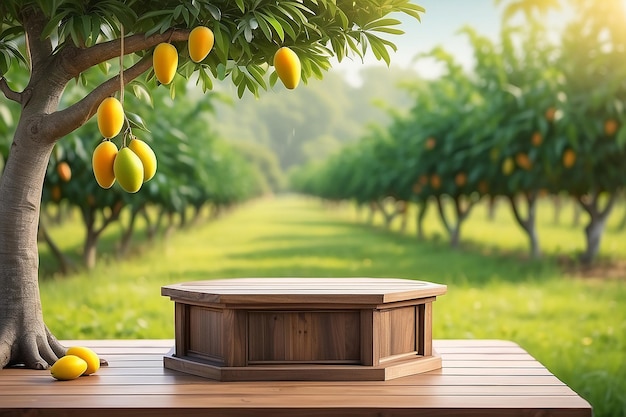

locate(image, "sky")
(334, 0), (502, 83)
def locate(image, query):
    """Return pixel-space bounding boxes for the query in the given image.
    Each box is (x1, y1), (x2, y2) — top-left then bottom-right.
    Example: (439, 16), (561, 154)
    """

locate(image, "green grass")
(39, 195), (626, 417)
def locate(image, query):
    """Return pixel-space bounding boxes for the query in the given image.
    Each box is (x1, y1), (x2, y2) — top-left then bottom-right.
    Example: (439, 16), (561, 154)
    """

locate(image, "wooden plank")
(0, 372), (572, 388)
(0, 339), (592, 417)
(0, 394), (592, 410)
(0, 383), (580, 396)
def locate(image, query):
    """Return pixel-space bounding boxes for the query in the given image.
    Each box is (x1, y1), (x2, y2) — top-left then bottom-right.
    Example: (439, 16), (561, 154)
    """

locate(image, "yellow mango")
(188, 26), (214, 63)
(66, 346), (100, 375)
(97, 97), (124, 138)
(114, 147), (144, 193)
(274, 47), (301, 90)
(128, 138), (157, 182)
(50, 355), (87, 381)
(92, 140), (118, 189)
(153, 43), (178, 85)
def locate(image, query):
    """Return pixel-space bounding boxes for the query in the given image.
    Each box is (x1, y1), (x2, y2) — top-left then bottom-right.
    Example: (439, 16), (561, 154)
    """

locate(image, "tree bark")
(436, 195), (474, 248)
(415, 199), (428, 240)
(0, 120), (67, 368)
(508, 192), (541, 259)
(375, 199), (396, 230)
(578, 192), (616, 265)
(118, 205), (140, 258)
(487, 195), (497, 221)
(0, 8), (68, 369)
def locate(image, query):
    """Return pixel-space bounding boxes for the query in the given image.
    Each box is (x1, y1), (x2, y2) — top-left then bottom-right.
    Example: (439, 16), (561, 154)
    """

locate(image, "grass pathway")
(40, 195), (625, 417)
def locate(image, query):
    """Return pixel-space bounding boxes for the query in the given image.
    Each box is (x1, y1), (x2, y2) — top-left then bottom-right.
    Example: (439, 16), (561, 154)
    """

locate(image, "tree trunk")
(397, 200), (408, 233)
(374, 199), (396, 230)
(80, 204), (122, 268)
(83, 228), (99, 270)
(487, 195), (497, 221)
(415, 200), (428, 240)
(118, 206), (140, 258)
(435, 195), (474, 248)
(508, 192), (541, 259)
(578, 192), (616, 265)
(0, 122), (66, 369)
(38, 218), (76, 275)
(572, 201), (582, 227)
(367, 201), (376, 224)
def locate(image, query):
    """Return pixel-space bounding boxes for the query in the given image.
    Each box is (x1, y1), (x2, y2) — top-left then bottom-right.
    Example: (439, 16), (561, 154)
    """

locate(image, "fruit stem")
(119, 25), (125, 105)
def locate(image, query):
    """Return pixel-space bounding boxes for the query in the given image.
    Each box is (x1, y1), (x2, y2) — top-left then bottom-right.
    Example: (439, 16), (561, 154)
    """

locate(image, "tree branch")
(508, 194), (529, 232)
(435, 195), (452, 234)
(62, 29), (191, 79)
(0, 77), (22, 103)
(44, 55), (153, 140)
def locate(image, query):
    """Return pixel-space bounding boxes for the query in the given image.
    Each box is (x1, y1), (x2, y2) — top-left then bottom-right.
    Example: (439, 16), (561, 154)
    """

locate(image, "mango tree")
(409, 48), (484, 247)
(555, 0), (626, 264)
(0, 0), (425, 369)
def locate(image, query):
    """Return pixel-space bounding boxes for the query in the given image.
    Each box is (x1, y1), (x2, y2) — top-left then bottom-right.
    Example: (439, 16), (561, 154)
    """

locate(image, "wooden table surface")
(0, 339), (592, 417)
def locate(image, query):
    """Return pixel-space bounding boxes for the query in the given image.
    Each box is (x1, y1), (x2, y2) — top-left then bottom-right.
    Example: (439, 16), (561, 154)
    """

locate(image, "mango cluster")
(92, 27), (303, 192)
(94, 97), (156, 193)
(152, 26), (301, 89)
(50, 346), (101, 381)
(153, 26), (214, 85)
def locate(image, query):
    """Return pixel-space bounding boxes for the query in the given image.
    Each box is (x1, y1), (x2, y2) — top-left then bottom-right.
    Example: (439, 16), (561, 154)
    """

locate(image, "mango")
(563, 149), (576, 168)
(97, 97), (125, 138)
(502, 157), (514, 175)
(66, 346), (100, 375)
(128, 138), (157, 182)
(153, 43), (178, 85)
(57, 161), (71, 182)
(188, 26), (214, 63)
(50, 355), (87, 381)
(92, 140), (118, 189)
(274, 47), (301, 89)
(114, 147), (144, 193)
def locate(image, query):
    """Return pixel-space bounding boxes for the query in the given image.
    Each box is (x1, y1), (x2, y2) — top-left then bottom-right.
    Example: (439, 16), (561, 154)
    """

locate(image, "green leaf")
(237, 77), (246, 98)
(269, 70), (278, 87)
(41, 10), (69, 39)
(273, 15), (297, 40)
(169, 81), (176, 100)
(126, 111), (151, 132)
(246, 64), (267, 90)
(253, 13), (273, 41)
(205, 4), (222, 21)
(213, 24), (230, 62)
(363, 18), (402, 31)
(131, 83), (153, 107)
(259, 12), (285, 42)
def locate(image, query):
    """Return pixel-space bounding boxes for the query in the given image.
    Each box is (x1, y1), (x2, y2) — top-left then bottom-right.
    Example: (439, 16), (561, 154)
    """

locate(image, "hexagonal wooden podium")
(161, 278), (446, 381)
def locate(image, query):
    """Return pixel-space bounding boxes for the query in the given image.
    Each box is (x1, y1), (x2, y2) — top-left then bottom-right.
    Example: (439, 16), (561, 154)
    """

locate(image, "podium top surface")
(161, 277), (447, 306)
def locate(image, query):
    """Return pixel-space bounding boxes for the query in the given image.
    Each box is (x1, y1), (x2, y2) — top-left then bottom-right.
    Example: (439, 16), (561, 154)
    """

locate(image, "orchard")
(291, 0), (626, 264)
(0, 0), (424, 369)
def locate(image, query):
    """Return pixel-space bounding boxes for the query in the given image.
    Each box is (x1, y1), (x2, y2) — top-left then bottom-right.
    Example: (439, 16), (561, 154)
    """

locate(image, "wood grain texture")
(164, 278), (445, 381)
(0, 339), (592, 417)
(162, 277), (448, 306)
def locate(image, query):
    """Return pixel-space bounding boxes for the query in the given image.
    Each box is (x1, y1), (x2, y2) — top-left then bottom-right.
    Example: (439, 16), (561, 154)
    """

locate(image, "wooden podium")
(161, 277), (447, 381)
